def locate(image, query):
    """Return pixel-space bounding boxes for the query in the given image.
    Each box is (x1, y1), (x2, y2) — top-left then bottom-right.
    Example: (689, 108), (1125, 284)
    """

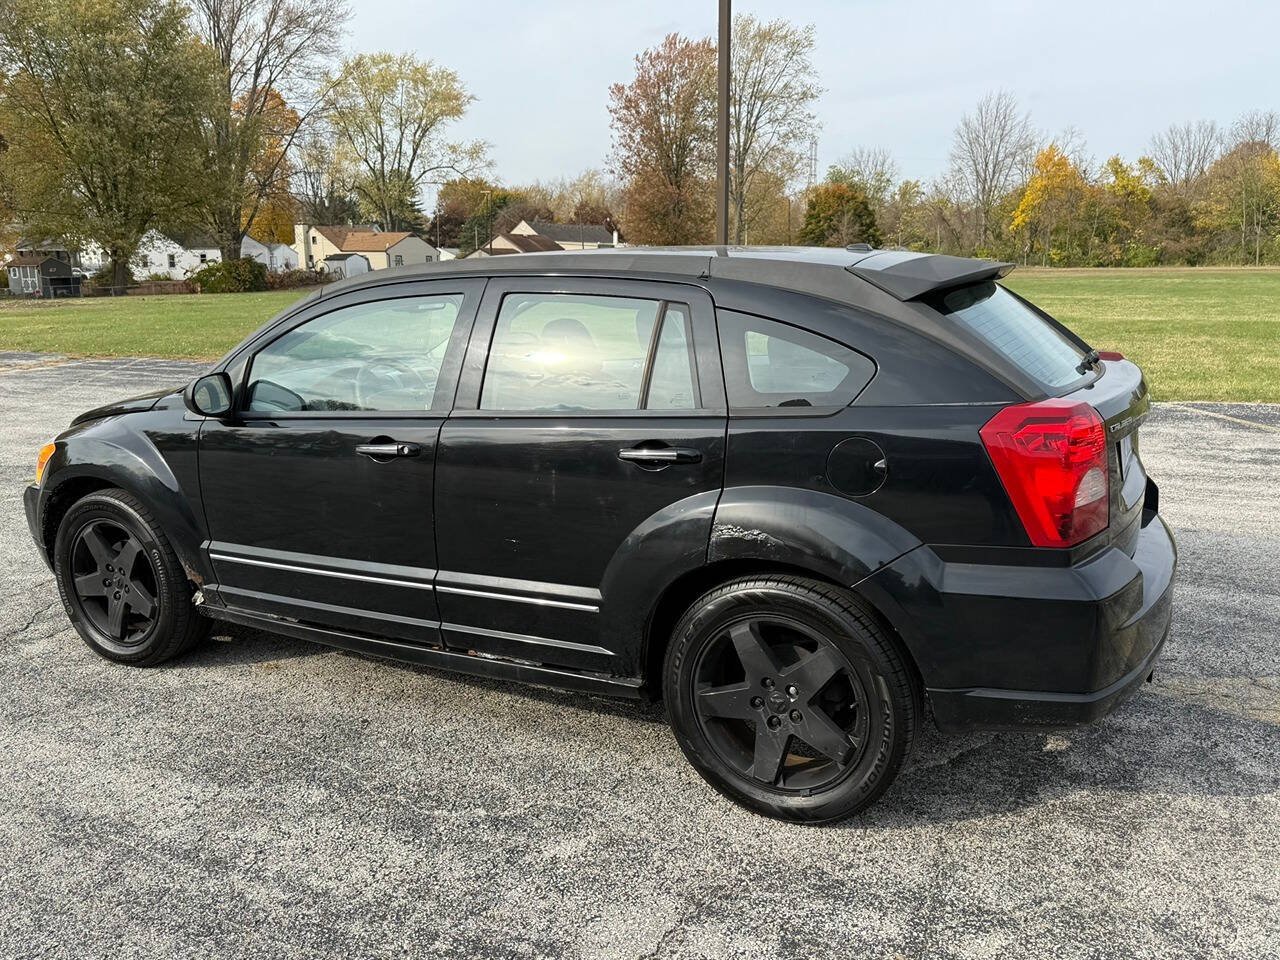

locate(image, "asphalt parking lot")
(1, 352), (1277, 960)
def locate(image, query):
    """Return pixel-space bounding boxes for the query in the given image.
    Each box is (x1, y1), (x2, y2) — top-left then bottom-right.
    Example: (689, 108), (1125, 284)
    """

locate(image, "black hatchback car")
(25, 247), (1176, 822)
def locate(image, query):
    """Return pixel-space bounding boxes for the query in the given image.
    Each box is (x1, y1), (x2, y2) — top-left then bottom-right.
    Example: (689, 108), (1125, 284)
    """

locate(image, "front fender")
(708, 486), (922, 587)
(37, 409), (211, 587)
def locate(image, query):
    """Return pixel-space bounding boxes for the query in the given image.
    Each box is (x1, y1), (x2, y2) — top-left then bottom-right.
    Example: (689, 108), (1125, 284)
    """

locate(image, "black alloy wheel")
(694, 616), (869, 791)
(664, 575), (920, 823)
(68, 518), (160, 650)
(53, 487), (209, 666)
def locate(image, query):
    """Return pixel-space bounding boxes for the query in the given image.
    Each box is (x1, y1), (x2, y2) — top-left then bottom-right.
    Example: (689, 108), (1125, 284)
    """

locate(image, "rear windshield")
(934, 282), (1086, 389)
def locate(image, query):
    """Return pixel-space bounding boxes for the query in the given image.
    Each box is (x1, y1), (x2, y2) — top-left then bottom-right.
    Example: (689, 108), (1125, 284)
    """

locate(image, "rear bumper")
(861, 511), (1177, 731)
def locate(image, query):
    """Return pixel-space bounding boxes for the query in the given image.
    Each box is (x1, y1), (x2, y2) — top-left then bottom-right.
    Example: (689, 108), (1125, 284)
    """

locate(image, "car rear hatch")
(1062, 356), (1151, 557)
(923, 278), (1153, 557)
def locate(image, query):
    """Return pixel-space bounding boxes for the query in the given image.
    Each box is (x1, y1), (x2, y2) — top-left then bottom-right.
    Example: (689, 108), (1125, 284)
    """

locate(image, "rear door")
(199, 279), (483, 642)
(433, 277), (726, 674)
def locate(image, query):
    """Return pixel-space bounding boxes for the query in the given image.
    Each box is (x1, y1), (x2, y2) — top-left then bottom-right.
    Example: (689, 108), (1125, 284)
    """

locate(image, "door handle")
(618, 447), (702, 464)
(355, 442), (421, 459)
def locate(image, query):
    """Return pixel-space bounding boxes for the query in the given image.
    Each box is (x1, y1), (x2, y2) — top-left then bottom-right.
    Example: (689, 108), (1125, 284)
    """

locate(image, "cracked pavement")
(1, 352), (1278, 959)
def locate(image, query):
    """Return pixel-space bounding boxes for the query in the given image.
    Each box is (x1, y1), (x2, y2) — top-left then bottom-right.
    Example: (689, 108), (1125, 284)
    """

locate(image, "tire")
(52, 487), (209, 666)
(663, 575), (920, 823)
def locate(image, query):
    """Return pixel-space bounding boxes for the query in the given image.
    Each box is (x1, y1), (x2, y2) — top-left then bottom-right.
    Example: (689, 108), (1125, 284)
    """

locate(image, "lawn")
(0, 289), (311, 359)
(1004, 267), (1280, 403)
(1, 267), (1277, 401)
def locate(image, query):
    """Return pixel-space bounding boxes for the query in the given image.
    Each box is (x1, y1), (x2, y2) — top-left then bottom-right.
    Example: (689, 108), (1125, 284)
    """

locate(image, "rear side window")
(717, 311), (874, 411)
(934, 282), (1085, 389)
(480, 293), (699, 412)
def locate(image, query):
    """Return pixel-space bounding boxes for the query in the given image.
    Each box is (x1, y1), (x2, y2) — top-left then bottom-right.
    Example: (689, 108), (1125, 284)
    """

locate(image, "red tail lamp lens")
(980, 400), (1109, 547)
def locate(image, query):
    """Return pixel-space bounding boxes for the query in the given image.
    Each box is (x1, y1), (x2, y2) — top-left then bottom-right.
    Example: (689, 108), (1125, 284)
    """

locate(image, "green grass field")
(1, 267), (1277, 401)
(1004, 268), (1280, 403)
(0, 289), (311, 359)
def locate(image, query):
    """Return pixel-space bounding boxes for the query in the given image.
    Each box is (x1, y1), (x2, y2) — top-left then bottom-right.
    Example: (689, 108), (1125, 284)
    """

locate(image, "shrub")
(265, 268), (333, 291)
(89, 263), (135, 289)
(191, 257), (267, 293)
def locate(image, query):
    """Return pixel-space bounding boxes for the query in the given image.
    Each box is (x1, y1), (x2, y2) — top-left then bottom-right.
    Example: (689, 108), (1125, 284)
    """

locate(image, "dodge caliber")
(25, 248), (1177, 822)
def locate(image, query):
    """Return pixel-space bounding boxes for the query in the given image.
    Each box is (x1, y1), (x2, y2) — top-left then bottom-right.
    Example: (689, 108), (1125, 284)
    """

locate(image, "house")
(11, 230), (224, 282)
(14, 237), (86, 271)
(510, 219), (620, 250)
(466, 232), (563, 258)
(138, 232), (221, 279)
(437, 247), (460, 261)
(73, 230), (220, 280)
(293, 224), (438, 272)
(242, 236), (299, 272)
(320, 252), (370, 278)
(6, 255), (83, 297)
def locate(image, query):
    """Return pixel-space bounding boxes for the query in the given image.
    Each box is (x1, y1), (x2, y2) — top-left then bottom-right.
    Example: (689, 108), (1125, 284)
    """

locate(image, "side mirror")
(184, 372), (234, 417)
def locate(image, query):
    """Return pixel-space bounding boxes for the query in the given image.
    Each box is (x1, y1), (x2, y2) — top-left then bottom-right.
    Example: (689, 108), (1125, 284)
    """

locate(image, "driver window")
(246, 294), (462, 413)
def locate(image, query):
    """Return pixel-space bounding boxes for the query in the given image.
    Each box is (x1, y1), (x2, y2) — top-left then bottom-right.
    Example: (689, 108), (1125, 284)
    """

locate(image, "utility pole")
(715, 0), (730, 246)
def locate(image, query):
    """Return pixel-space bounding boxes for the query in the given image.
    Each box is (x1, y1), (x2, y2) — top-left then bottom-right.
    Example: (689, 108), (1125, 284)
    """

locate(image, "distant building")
(510, 219), (620, 250)
(467, 232), (563, 258)
(6, 255), (83, 297)
(321, 252), (371, 278)
(293, 224), (438, 272)
(136, 232), (221, 279)
(241, 236), (299, 272)
(437, 247), (460, 261)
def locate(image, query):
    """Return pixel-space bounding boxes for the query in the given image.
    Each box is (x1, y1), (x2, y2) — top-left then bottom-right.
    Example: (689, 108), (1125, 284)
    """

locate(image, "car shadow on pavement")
(180, 622), (1279, 825)
(182, 620), (670, 725)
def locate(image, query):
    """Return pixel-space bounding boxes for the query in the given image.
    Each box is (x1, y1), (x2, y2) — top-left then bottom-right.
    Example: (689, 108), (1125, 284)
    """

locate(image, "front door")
(434, 277), (727, 675)
(198, 279), (483, 642)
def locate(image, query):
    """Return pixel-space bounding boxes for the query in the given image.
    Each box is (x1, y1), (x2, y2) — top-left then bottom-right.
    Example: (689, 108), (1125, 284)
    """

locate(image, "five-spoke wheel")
(665, 575), (920, 823)
(53, 487), (208, 665)
(694, 617), (869, 790)
(69, 519), (160, 647)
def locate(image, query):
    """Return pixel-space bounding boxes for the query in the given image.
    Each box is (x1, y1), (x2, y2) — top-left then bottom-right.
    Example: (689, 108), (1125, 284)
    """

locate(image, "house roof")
(309, 225), (421, 253)
(323, 252), (368, 261)
(524, 219), (615, 245)
(339, 230), (414, 253)
(161, 230), (219, 250)
(7, 254), (53, 267)
(500, 232), (562, 253)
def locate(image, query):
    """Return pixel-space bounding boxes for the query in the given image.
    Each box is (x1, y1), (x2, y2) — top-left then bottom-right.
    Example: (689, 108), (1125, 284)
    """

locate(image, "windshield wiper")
(1076, 348), (1101, 375)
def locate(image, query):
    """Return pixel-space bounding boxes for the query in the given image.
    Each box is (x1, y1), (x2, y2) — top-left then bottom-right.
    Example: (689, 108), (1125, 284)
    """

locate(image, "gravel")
(1, 352), (1277, 959)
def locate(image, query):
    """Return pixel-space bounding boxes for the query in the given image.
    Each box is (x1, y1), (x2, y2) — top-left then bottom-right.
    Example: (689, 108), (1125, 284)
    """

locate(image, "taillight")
(1098, 350), (1124, 361)
(980, 399), (1109, 548)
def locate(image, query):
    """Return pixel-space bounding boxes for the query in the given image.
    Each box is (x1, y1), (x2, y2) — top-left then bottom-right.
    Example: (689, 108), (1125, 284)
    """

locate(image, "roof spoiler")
(846, 253), (1015, 301)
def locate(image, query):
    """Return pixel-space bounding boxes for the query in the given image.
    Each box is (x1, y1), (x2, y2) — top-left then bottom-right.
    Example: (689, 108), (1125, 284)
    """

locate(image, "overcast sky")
(346, 0), (1280, 195)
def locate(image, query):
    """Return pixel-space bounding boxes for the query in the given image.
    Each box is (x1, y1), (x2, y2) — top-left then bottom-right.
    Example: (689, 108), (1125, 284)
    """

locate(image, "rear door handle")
(355, 442), (421, 459)
(618, 447), (702, 464)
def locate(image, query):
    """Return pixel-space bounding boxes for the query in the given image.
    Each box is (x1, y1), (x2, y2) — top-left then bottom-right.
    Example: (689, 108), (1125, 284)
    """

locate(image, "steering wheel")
(354, 357), (433, 410)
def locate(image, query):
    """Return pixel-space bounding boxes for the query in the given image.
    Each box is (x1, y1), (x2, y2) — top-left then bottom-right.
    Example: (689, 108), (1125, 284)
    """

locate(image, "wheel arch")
(38, 432), (211, 589)
(640, 557), (926, 705)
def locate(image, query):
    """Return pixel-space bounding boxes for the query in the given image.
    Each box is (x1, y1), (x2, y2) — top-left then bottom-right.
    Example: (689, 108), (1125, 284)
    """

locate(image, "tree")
(1147, 120), (1220, 198)
(292, 123), (362, 225)
(798, 183), (880, 247)
(1202, 139), (1280, 265)
(1009, 144), (1090, 265)
(0, 0), (214, 291)
(828, 147), (897, 210)
(189, 0), (346, 263)
(948, 91), (1037, 249)
(726, 15), (822, 244)
(609, 33), (716, 245)
(326, 52), (485, 232)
